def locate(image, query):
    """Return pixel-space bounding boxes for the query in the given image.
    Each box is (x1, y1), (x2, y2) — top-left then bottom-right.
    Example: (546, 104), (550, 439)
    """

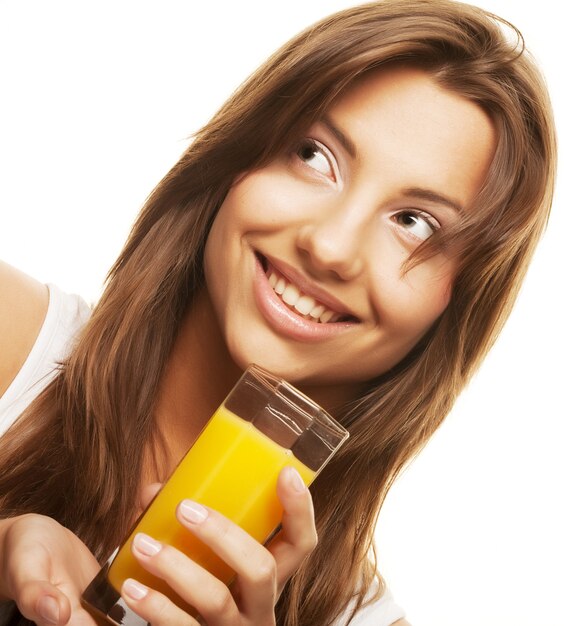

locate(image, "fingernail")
(179, 499), (208, 524)
(287, 467), (307, 492)
(37, 596), (60, 625)
(133, 532), (162, 556)
(122, 578), (148, 601)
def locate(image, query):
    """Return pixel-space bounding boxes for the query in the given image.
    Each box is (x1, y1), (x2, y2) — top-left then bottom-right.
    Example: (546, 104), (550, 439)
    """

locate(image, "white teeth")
(274, 277), (286, 294)
(264, 263), (344, 323)
(309, 304), (326, 319)
(295, 295), (316, 316)
(281, 284), (300, 306)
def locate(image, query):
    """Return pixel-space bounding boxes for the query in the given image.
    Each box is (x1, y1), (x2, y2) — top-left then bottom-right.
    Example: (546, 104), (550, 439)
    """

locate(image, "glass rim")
(242, 363), (350, 440)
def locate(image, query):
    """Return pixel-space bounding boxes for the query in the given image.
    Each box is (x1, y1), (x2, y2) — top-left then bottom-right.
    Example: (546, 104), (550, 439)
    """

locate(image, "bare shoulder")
(0, 260), (49, 397)
(391, 620), (412, 626)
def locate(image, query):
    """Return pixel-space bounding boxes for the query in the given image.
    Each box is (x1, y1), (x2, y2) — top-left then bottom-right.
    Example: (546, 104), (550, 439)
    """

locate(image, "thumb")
(17, 580), (71, 625)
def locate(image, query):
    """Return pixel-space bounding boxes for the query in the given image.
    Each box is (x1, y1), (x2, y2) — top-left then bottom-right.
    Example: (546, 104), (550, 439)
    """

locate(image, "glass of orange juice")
(81, 364), (349, 625)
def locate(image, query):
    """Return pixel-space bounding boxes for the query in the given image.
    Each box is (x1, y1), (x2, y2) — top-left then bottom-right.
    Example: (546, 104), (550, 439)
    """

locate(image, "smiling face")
(203, 66), (496, 399)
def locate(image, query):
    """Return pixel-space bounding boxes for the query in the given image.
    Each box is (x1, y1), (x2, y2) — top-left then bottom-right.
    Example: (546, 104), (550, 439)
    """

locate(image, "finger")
(120, 578), (197, 626)
(1, 515), (100, 625)
(267, 466), (318, 585)
(5, 540), (72, 625)
(137, 482), (163, 511)
(175, 500), (277, 620)
(15, 580), (72, 626)
(129, 536), (239, 625)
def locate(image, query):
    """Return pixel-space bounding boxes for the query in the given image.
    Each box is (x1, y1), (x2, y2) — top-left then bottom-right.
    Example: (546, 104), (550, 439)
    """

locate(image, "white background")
(0, 2), (562, 625)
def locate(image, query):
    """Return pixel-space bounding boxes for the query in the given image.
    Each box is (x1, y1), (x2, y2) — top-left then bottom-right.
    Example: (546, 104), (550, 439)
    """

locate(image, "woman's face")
(203, 66), (496, 395)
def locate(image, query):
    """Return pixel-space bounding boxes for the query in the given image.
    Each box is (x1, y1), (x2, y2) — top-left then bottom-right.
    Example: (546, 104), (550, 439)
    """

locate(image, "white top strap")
(0, 283), (91, 437)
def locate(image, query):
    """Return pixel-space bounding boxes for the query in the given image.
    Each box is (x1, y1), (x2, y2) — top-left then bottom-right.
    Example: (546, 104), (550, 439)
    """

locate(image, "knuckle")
(205, 585), (233, 619)
(251, 552), (277, 586)
(301, 529), (319, 555)
(7, 513), (53, 538)
(143, 589), (171, 621)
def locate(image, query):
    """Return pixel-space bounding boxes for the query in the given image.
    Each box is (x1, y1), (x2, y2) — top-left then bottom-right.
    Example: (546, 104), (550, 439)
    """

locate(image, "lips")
(253, 252), (360, 342)
(261, 259), (355, 323)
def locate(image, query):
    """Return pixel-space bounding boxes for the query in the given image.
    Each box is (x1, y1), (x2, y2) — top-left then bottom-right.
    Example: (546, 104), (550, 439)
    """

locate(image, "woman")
(0, 1), (556, 625)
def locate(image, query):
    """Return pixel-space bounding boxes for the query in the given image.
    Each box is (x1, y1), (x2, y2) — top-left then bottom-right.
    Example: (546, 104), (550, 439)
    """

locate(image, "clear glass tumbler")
(82, 364), (349, 625)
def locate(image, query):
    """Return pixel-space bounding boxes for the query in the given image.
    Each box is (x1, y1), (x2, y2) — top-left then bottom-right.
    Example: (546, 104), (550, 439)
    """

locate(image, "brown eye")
(395, 210), (439, 241)
(296, 139), (334, 179)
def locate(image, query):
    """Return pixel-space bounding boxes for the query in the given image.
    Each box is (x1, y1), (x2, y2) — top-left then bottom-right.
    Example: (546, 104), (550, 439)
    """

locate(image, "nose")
(296, 203), (366, 282)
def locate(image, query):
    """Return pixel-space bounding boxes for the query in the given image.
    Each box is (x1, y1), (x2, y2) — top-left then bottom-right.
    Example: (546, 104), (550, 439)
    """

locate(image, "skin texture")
(203, 67), (496, 406)
(0, 261), (48, 397)
(0, 472), (317, 626)
(0, 515), (102, 625)
(129, 66), (495, 624)
(0, 67), (495, 625)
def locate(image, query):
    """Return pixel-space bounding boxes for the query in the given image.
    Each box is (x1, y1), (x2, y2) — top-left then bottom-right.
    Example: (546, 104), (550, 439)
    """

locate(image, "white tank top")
(0, 284), (406, 625)
(0, 283), (91, 437)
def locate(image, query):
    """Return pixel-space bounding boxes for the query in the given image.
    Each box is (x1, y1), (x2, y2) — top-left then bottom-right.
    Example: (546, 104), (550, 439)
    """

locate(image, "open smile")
(253, 252), (360, 343)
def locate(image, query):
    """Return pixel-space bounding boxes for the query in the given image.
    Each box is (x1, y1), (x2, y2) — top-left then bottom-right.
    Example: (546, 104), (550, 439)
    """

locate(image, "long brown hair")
(0, 1), (556, 624)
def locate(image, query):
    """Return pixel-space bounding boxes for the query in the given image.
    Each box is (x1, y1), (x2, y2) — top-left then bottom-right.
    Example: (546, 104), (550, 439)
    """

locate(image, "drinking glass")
(82, 364), (349, 625)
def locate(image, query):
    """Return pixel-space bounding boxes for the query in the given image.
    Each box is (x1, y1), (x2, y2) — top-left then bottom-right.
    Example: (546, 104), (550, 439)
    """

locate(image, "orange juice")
(107, 405), (315, 604)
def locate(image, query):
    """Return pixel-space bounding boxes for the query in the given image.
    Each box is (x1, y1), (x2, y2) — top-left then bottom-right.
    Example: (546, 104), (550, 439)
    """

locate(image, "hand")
(120, 465), (317, 625)
(0, 513), (101, 625)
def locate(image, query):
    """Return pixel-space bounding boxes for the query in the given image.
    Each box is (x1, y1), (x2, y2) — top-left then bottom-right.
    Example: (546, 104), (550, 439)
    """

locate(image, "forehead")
(325, 66), (497, 209)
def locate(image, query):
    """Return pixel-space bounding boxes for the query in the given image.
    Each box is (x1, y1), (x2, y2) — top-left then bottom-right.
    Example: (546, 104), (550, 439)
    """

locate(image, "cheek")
(381, 259), (453, 336)
(230, 167), (312, 227)
(203, 201), (241, 320)
(204, 179), (257, 269)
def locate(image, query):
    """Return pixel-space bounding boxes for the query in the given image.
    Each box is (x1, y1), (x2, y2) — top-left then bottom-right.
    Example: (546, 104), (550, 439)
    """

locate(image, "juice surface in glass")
(107, 405), (315, 606)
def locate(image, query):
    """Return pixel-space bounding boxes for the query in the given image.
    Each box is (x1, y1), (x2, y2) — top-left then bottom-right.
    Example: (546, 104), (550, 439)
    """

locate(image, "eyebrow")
(402, 187), (463, 213)
(319, 116), (463, 213)
(320, 115), (357, 159)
